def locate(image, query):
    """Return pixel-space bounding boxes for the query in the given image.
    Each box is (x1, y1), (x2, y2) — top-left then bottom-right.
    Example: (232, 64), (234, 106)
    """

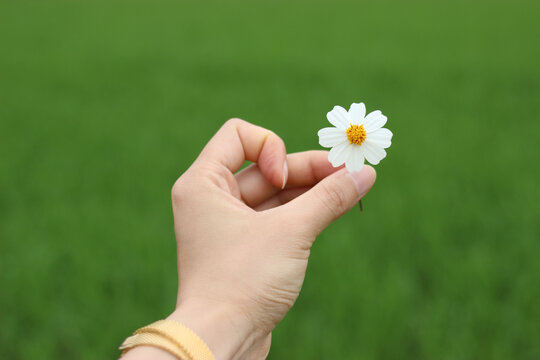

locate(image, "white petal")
(363, 110), (387, 132)
(348, 103), (366, 124)
(366, 128), (393, 148)
(328, 141), (352, 167)
(345, 145), (365, 172)
(318, 127), (347, 148)
(362, 142), (387, 165)
(326, 106), (351, 129)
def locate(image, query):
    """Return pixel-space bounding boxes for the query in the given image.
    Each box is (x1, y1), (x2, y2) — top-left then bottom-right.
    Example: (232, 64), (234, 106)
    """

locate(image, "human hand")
(166, 119), (376, 359)
(124, 119), (376, 360)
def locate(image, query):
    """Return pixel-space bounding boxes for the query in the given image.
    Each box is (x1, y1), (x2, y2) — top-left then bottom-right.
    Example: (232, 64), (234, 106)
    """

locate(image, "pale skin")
(121, 119), (376, 360)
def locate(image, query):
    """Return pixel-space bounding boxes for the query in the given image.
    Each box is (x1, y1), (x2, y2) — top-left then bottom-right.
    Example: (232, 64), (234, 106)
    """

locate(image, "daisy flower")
(318, 102), (393, 172)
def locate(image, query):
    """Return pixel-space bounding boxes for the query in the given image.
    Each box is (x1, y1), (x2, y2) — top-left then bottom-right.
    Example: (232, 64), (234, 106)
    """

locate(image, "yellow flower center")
(346, 124), (366, 145)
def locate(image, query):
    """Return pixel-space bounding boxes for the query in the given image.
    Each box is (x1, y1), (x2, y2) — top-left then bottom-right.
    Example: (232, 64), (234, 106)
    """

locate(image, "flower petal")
(328, 141), (352, 167)
(363, 110), (387, 132)
(348, 103), (366, 125)
(327, 106), (351, 129)
(345, 145), (365, 172)
(362, 142), (387, 165)
(366, 128), (393, 148)
(318, 127), (347, 148)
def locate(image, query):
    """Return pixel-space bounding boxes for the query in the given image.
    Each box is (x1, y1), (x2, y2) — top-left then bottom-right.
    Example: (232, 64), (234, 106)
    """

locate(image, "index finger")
(196, 118), (288, 188)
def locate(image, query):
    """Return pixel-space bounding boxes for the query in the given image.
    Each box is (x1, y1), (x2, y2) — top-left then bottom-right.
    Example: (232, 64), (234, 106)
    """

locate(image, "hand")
(123, 119), (376, 360)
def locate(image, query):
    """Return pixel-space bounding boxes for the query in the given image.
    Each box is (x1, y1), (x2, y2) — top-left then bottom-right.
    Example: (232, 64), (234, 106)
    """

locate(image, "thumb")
(282, 166), (376, 237)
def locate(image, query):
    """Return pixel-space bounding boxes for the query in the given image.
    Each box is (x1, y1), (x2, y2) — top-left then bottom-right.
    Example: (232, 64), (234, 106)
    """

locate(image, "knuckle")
(266, 129), (282, 142)
(318, 182), (349, 218)
(225, 118), (245, 128)
(263, 130), (284, 152)
(171, 179), (187, 205)
(266, 129), (277, 138)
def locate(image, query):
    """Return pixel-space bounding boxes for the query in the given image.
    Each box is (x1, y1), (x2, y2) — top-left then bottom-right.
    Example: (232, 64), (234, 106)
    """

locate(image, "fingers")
(253, 187), (311, 211)
(281, 166), (376, 237)
(197, 118), (287, 188)
(235, 150), (342, 208)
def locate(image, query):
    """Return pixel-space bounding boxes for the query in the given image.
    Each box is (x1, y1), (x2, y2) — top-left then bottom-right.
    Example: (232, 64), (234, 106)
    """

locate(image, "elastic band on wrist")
(120, 331), (190, 359)
(119, 319), (216, 360)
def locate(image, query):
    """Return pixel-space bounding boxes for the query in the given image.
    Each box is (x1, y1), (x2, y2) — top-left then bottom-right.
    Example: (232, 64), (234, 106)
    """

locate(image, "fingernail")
(347, 167), (374, 197)
(281, 161), (288, 189)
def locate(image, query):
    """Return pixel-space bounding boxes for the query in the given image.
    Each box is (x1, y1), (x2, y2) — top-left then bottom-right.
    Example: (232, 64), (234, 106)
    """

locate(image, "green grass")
(1, 0), (539, 359)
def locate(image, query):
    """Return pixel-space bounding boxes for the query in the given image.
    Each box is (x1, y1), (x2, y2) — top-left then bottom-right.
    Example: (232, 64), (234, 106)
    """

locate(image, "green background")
(1, 0), (539, 359)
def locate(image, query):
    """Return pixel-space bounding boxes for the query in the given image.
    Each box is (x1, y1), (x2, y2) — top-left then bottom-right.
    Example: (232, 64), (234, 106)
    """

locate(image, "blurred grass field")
(1, 0), (539, 359)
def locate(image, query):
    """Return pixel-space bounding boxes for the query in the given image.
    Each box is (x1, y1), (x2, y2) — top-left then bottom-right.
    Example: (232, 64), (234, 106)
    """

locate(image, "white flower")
(318, 102), (393, 172)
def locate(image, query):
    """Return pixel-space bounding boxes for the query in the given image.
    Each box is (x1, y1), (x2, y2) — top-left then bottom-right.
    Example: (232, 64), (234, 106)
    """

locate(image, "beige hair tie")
(120, 319), (216, 360)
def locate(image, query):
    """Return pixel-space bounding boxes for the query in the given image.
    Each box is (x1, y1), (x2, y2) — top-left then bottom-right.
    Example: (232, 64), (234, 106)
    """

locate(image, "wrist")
(167, 299), (262, 360)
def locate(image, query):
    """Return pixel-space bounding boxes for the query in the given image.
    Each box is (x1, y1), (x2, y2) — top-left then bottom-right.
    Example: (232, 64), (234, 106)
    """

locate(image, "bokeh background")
(1, 0), (539, 359)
